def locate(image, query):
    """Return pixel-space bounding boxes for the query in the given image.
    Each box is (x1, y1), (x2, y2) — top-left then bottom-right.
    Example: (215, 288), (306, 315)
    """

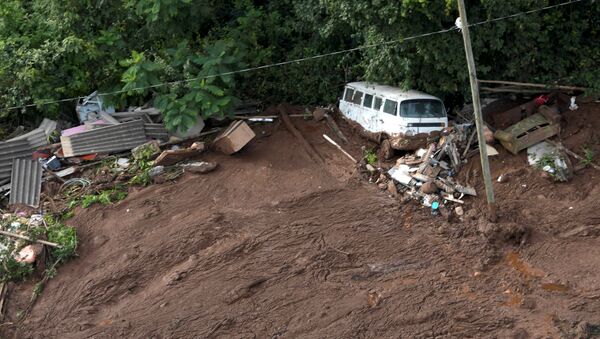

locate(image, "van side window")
(344, 88), (354, 102)
(374, 97), (383, 110)
(352, 91), (363, 105)
(363, 94), (373, 108)
(383, 99), (398, 115)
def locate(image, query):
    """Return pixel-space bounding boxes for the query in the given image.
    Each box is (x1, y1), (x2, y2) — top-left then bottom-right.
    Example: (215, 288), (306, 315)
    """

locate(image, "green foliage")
(80, 187), (128, 208)
(0, 0), (599, 129)
(364, 149), (378, 166)
(44, 215), (78, 262)
(0, 214), (77, 283)
(128, 148), (154, 186)
(581, 146), (595, 167)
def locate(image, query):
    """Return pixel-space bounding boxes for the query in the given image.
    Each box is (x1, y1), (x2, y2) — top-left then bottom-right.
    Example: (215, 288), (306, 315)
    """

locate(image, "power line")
(0, 0), (587, 112)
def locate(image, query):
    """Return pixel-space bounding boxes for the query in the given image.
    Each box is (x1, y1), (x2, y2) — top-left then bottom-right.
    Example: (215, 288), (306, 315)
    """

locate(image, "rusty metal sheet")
(9, 158), (42, 207)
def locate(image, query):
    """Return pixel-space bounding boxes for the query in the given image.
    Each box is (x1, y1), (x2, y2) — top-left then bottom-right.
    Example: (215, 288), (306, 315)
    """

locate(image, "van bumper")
(389, 131), (441, 151)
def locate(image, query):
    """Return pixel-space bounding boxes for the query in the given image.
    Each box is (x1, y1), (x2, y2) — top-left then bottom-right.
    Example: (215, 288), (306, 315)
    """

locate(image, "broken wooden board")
(155, 148), (204, 167)
(494, 113), (560, 155)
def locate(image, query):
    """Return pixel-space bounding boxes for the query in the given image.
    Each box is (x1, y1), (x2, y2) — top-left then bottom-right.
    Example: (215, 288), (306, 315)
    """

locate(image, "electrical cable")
(0, 0), (587, 112)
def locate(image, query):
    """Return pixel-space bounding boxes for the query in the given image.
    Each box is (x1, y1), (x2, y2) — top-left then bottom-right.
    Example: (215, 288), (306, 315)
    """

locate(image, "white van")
(338, 82), (448, 157)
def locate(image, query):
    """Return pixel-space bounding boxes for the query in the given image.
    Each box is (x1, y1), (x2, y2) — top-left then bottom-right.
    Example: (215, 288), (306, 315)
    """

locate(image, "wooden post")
(457, 0), (497, 221)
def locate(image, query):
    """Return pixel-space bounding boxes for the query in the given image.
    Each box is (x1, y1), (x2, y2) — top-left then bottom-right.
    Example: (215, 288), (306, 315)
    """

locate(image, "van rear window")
(400, 99), (445, 118)
(383, 99), (398, 115)
(352, 91), (363, 105)
(344, 88), (354, 102)
(363, 94), (373, 108)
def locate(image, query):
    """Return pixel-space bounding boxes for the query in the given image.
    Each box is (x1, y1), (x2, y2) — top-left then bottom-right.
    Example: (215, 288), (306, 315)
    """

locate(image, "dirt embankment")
(3, 105), (600, 338)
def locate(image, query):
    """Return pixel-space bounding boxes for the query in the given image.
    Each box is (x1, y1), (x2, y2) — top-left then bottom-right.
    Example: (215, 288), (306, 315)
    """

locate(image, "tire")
(379, 139), (393, 160)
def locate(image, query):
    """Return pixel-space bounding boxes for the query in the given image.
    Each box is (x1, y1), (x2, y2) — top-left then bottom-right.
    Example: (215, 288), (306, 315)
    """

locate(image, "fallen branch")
(324, 114), (349, 144)
(0, 283), (6, 320)
(480, 86), (546, 94)
(323, 134), (357, 163)
(278, 104), (324, 164)
(0, 230), (61, 248)
(478, 79), (585, 92)
(546, 140), (600, 170)
(462, 129), (477, 158)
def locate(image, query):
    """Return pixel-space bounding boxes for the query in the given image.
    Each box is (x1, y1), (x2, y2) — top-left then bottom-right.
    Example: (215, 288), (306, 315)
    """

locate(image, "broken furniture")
(494, 111), (560, 155)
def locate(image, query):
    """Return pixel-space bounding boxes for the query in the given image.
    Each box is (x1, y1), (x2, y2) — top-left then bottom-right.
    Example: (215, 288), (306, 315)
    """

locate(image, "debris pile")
(0, 91), (260, 211)
(381, 127), (477, 214)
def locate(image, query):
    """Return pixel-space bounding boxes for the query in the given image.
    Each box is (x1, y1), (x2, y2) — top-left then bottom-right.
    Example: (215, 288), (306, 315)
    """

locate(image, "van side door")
(378, 98), (404, 135)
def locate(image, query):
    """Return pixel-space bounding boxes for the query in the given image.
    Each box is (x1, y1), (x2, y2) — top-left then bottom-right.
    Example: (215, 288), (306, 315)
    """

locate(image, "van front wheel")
(379, 139), (393, 160)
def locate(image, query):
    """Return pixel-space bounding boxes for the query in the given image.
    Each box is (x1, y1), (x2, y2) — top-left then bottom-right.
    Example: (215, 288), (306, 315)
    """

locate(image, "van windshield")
(400, 99), (445, 118)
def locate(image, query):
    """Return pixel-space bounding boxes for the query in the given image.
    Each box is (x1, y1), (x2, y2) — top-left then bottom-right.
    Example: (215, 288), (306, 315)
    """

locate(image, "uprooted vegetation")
(0, 214), (77, 283)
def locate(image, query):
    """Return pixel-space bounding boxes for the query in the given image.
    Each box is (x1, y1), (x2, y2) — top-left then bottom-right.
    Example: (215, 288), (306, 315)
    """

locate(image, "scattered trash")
(569, 96), (579, 111)
(527, 141), (573, 182)
(213, 120), (256, 155)
(431, 201), (440, 215)
(117, 158), (131, 169)
(172, 117), (206, 139)
(148, 166), (165, 178)
(486, 145), (499, 156)
(180, 161), (218, 174)
(42, 156), (62, 171)
(455, 206), (464, 216)
(13, 244), (42, 264)
(76, 91), (115, 123)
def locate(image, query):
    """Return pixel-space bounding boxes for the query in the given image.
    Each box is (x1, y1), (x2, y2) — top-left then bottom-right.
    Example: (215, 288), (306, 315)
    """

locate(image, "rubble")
(385, 127), (477, 210)
(527, 141), (573, 182)
(180, 161), (218, 174)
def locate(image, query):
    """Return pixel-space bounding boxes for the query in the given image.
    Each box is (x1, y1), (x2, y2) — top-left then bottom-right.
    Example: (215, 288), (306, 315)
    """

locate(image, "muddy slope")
(3, 110), (600, 338)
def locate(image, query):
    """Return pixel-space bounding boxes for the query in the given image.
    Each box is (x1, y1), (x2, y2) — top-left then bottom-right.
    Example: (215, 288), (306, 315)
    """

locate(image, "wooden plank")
(278, 104), (324, 164)
(478, 79), (585, 91)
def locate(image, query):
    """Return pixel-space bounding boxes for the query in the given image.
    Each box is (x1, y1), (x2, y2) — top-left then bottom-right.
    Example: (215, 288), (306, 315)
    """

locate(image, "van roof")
(346, 82), (440, 101)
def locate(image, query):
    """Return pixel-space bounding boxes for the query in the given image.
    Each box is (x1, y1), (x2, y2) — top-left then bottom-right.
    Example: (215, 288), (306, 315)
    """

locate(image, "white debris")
(455, 17), (463, 30)
(388, 165), (413, 185)
(569, 96), (579, 111)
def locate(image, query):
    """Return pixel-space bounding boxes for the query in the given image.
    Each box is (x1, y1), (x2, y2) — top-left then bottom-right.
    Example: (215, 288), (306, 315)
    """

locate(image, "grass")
(79, 187), (128, 208)
(581, 146), (595, 167)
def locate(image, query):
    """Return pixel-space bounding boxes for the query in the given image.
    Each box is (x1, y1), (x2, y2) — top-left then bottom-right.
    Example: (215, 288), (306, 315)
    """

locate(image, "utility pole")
(457, 0), (497, 221)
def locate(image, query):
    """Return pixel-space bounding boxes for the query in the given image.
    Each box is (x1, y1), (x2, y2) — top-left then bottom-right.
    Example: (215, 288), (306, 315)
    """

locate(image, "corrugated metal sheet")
(9, 118), (57, 148)
(144, 123), (169, 140)
(0, 119), (56, 180)
(60, 119), (147, 157)
(9, 158), (42, 207)
(0, 139), (35, 181)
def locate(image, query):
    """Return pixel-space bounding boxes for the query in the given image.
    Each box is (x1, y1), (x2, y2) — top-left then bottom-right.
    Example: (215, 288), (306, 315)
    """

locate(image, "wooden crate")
(494, 113), (560, 155)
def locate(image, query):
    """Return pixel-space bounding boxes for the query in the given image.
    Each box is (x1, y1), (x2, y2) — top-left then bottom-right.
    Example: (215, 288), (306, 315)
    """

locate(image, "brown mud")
(2, 104), (600, 338)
